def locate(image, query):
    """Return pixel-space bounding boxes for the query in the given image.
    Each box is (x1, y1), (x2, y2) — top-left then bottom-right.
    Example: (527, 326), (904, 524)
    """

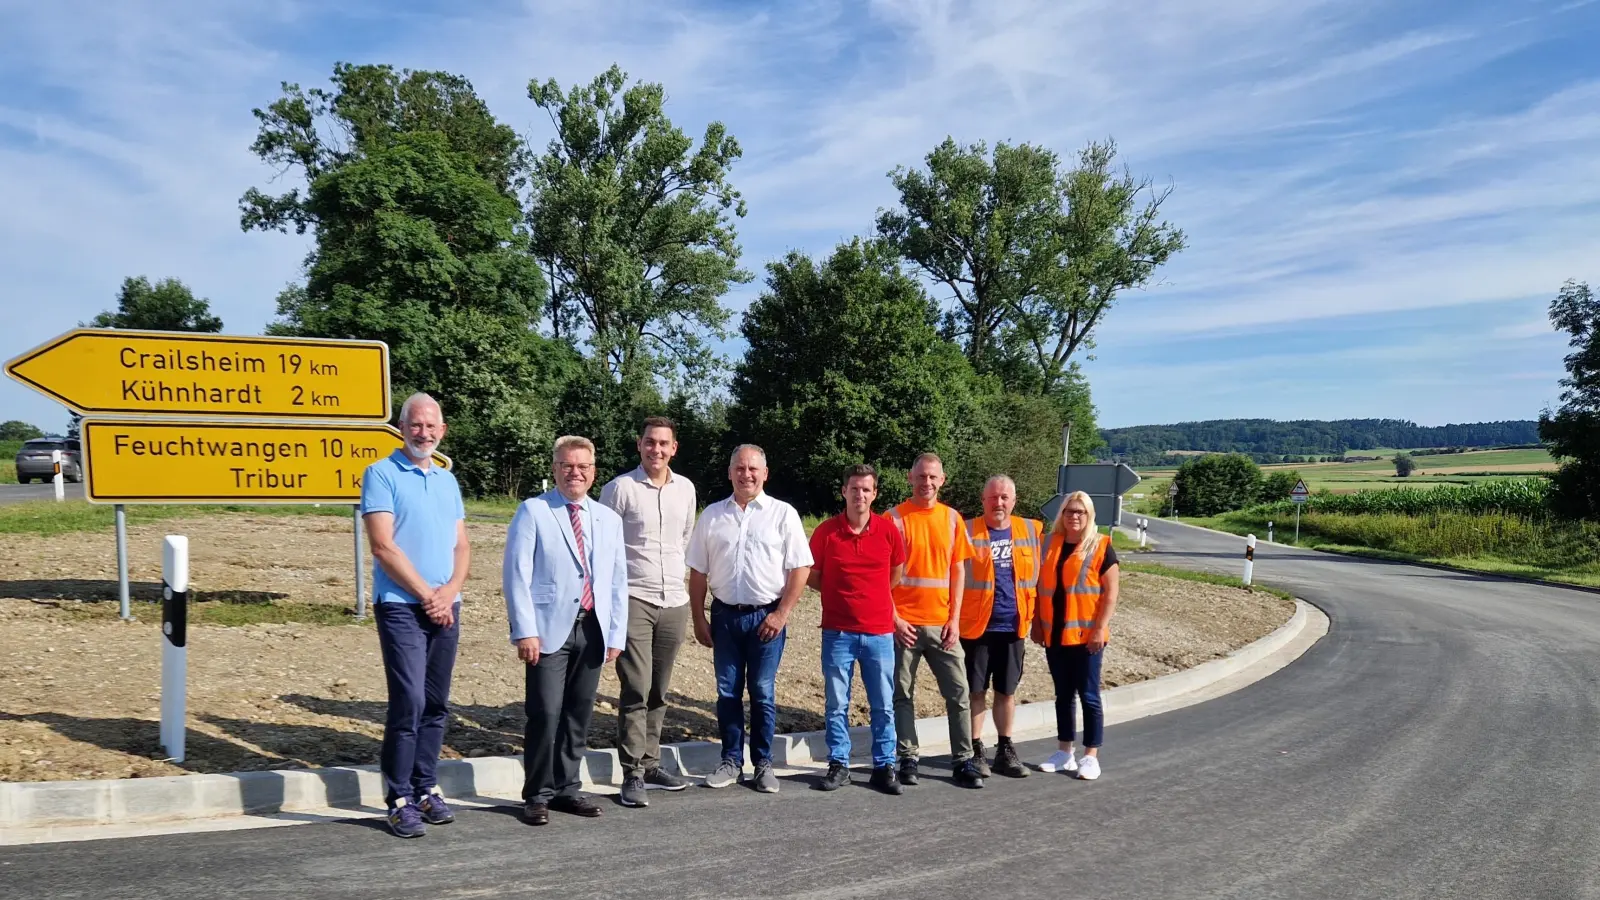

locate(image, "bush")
(1172, 453), (1262, 517)
(1394, 453), (1416, 477)
(1259, 470), (1301, 503)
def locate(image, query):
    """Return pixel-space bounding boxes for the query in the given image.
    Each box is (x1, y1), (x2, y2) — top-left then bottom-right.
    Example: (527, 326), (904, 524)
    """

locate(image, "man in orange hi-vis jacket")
(887, 453), (984, 789)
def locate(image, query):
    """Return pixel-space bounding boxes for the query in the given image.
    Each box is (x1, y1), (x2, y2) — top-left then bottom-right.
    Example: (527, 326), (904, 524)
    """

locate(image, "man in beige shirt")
(598, 416), (698, 808)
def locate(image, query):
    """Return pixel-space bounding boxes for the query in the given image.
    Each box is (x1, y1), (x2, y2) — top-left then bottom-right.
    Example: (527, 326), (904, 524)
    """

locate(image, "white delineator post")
(1139, 518), (1149, 548)
(1242, 534), (1256, 588)
(161, 535), (190, 763)
(1268, 521), (1274, 543)
(51, 449), (64, 502)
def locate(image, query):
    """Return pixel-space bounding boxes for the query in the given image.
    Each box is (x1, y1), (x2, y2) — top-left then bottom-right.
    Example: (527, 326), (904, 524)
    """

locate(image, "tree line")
(1100, 418), (1542, 465)
(86, 62), (1184, 516)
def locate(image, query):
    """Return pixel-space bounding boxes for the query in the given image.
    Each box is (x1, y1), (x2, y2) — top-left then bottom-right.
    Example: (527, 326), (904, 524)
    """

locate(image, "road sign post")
(1290, 479), (1310, 543)
(115, 505), (130, 621)
(354, 506), (368, 621)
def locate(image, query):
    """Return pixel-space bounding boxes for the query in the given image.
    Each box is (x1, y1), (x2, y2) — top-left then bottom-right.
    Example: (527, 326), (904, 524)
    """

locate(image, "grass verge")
(1185, 509), (1600, 590)
(0, 500), (349, 536)
(1121, 560), (1295, 602)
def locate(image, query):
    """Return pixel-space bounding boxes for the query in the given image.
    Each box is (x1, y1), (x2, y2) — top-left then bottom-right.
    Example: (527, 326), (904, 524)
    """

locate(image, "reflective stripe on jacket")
(961, 516), (1042, 640)
(1036, 530), (1110, 647)
(887, 502), (963, 625)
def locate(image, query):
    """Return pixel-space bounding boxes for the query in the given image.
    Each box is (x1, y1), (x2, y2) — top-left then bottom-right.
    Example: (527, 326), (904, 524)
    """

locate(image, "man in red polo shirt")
(808, 463), (907, 795)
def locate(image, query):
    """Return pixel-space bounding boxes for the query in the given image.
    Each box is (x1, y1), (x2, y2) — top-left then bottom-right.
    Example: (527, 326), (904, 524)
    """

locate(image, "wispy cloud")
(0, 0), (1594, 432)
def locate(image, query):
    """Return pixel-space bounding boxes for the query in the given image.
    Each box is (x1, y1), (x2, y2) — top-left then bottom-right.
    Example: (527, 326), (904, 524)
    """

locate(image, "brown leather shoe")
(548, 795), (603, 818)
(522, 802), (549, 826)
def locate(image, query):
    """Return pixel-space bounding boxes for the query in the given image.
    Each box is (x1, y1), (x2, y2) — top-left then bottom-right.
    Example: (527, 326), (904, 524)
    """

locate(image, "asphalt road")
(6, 518), (1600, 899)
(0, 482), (75, 504)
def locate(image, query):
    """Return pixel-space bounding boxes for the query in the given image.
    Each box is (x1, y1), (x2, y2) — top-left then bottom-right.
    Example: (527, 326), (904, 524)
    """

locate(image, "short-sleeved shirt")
(985, 524), (1019, 633)
(359, 450), (465, 605)
(686, 492), (814, 606)
(809, 513), (907, 635)
(890, 501), (977, 626)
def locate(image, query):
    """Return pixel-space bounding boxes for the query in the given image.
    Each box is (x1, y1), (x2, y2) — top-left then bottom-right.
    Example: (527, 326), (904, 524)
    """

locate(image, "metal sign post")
(1290, 479), (1310, 544)
(115, 504), (131, 621)
(353, 505), (368, 620)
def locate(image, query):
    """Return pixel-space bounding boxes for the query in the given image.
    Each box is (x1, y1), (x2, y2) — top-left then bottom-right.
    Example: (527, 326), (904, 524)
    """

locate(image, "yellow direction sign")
(5, 329), (390, 421)
(80, 419), (451, 504)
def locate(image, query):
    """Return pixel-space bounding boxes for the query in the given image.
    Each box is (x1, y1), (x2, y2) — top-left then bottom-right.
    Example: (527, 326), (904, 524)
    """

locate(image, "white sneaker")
(1039, 749), (1079, 773)
(1076, 755), (1101, 780)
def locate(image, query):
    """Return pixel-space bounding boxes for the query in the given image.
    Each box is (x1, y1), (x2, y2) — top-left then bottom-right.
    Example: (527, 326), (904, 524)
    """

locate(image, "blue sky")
(2, 0), (1597, 432)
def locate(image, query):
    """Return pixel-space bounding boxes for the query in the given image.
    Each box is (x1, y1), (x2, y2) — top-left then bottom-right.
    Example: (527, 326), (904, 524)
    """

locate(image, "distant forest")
(1097, 418), (1543, 466)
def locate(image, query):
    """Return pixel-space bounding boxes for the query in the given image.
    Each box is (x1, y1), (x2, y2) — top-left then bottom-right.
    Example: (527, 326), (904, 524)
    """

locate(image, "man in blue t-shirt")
(360, 392), (470, 839)
(960, 475), (1040, 779)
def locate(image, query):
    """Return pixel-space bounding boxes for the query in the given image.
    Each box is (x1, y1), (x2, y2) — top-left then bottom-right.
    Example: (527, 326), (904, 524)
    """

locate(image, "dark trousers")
(711, 600), (786, 766)
(523, 612), (605, 804)
(376, 601), (461, 806)
(1046, 644), (1104, 748)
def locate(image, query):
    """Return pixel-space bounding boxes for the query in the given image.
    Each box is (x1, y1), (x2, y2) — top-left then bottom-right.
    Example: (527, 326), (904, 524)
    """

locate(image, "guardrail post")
(161, 535), (189, 763)
(1242, 534), (1256, 588)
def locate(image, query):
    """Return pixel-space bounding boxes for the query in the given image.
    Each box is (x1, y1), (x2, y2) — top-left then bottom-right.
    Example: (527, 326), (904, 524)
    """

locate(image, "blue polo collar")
(389, 448), (443, 475)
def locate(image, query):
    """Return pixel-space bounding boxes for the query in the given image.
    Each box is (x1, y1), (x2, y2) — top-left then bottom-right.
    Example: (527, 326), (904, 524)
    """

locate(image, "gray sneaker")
(703, 758), (741, 789)
(619, 776), (648, 808)
(643, 767), (689, 791)
(753, 761), (780, 793)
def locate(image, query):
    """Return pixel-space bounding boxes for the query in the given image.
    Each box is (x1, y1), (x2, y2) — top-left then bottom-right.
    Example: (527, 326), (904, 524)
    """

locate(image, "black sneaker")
(817, 762), (852, 792)
(972, 740), (993, 778)
(993, 740), (1029, 778)
(953, 758), (985, 789)
(898, 758), (919, 786)
(869, 764), (903, 795)
(619, 776), (649, 808)
(643, 767), (689, 791)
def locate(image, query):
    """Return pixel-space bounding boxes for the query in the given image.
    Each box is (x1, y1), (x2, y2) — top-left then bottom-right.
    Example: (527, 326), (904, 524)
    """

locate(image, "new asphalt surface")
(4, 518), (1598, 899)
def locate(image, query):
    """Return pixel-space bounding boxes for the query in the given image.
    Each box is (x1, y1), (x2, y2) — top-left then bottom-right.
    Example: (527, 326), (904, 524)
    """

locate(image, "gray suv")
(15, 437), (82, 484)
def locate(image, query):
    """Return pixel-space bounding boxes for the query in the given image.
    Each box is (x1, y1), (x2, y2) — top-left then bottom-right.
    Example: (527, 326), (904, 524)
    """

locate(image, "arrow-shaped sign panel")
(5, 329), (390, 421)
(80, 419), (449, 504)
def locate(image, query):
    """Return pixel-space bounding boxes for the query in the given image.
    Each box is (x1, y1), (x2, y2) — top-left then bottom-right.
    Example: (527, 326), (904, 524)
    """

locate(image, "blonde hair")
(553, 435), (596, 462)
(1052, 490), (1103, 560)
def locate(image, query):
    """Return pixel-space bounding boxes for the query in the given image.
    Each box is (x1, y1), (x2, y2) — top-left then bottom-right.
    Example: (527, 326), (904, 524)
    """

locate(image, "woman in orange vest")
(1031, 490), (1120, 781)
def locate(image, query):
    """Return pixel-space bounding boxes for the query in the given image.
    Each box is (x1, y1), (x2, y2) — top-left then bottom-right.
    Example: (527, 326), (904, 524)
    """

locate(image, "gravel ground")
(0, 514), (1293, 782)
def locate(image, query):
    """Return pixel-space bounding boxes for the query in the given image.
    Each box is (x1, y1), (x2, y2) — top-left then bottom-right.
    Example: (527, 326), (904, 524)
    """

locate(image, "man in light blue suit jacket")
(503, 435), (628, 824)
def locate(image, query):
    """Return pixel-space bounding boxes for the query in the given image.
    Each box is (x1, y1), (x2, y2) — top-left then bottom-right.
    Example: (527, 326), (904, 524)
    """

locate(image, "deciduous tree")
(527, 64), (749, 385)
(90, 276), (222, 332)
(1540, 280), (1600, 518)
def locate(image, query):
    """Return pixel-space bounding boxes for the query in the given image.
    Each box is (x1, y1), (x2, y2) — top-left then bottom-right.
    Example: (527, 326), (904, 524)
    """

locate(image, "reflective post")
(160, 535), (189, 763)
(51, 450), (64, 502)
(1242, 534), (1257, 587)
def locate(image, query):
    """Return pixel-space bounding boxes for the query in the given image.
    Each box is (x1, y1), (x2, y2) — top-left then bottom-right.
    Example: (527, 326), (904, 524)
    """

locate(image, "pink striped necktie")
(567, 503), (594, 611)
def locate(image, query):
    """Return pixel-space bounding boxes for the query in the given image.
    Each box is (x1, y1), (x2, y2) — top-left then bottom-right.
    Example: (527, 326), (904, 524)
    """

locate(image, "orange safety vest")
(961, 516), (1042, 639)
(1036, 530), (1110, 647)
(888, 501), (965, 626)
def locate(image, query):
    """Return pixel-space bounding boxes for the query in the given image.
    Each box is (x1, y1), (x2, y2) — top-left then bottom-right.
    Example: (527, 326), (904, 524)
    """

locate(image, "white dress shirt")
(686, 492), (813, 607)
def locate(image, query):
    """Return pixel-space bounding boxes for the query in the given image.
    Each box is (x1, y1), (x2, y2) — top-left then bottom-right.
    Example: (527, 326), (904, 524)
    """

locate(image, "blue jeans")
(821, 630), (896, 768)
(375, 601), (461, 805)
(1046, 644), (1104, 748)
(712, 600), (787, 766)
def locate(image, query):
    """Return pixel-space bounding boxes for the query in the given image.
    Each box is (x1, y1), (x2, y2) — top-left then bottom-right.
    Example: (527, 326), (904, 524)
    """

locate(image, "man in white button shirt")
(687, 443), (813, 793)
(599, 416), (697, 809)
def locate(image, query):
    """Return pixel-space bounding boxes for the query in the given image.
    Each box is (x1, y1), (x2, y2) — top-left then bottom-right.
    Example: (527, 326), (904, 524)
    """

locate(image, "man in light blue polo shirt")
(360, 392), (470, 839)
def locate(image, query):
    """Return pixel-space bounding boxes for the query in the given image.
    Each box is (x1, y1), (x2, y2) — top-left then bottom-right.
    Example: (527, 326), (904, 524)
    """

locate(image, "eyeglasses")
(557, 463), (594, 472)
(1064, 509), (1089, 517)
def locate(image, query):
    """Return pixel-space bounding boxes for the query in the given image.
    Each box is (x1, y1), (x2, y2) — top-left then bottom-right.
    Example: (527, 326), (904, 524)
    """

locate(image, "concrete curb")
(0, 598), (1321, 832)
